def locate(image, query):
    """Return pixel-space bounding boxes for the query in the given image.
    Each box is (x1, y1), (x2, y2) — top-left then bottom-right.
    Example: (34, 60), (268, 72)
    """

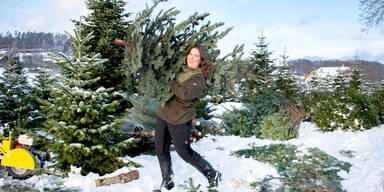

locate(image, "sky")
(1, 0), (384, 61)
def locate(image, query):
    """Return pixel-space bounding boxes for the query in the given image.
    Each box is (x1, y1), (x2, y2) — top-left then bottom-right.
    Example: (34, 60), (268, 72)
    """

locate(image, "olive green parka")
(157, 68), (205, 125)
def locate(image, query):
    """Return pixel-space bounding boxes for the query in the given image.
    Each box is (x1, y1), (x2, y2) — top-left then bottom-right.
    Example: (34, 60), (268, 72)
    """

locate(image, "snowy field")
(0, 103), (384, 192)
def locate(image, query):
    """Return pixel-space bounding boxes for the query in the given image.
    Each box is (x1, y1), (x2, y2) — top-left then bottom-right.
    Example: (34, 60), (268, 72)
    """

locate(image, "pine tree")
(73, 0), (130, 91)
(0, 53), (36, 135)
(39, 26), (138, 176)
(241, 31), (276, 101)
(309, 60), (380, 132)
(32, 64), (54, 107)
(29, 63), (56, 148)
(349, 56), (363, 91)
(332, 68), (349, 93)
(121, 0), (244, 107)
(275, 48), (299, 100)
(370, 81), (384, 123)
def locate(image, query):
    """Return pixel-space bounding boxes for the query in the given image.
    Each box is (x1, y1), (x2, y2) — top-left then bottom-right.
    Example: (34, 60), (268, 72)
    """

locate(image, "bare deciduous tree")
(360, 0), (384, 31)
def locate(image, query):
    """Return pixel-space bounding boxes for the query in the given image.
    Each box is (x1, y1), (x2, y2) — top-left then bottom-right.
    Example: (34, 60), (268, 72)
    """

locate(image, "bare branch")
(359, 0), (384, 31)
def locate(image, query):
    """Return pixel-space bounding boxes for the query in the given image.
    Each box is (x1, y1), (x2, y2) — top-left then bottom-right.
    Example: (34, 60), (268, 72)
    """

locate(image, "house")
(303, 66), (352, 82)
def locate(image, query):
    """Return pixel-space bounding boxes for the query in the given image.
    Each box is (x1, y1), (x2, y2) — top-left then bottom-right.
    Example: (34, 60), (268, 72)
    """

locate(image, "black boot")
(193, 158), (222, 188)
(155, 158), (174, 191)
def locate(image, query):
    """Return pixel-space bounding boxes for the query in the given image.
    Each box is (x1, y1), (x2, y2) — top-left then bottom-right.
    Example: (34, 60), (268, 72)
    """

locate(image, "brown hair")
(186, 44), (214, 79)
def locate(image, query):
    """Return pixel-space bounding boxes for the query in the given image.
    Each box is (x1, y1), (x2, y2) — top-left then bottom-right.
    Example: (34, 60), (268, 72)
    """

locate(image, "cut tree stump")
(95, 170), (139, 187)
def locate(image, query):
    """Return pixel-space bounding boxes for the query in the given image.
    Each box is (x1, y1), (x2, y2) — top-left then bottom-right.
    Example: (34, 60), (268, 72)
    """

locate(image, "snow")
(303, 66), (351, 83)
(209, 102), (244, 117)
(314, 66), (351, 78)
(209, 102), (244, 124)
(2, 126), (383, 192)
(1, 103), (384, 192)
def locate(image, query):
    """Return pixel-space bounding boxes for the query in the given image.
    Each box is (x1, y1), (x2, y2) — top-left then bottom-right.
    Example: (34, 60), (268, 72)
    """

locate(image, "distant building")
(303, 66), (352, 82)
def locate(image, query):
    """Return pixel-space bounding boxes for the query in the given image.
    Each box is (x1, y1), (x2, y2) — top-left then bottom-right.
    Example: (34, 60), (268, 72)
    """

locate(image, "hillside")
(0, 31), (70, 71)
(1, 31), (384, 83)
(0, 31), (69, 52)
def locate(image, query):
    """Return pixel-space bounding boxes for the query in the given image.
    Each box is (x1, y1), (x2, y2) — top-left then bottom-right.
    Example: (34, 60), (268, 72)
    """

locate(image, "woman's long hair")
(185, 44), (214, 79)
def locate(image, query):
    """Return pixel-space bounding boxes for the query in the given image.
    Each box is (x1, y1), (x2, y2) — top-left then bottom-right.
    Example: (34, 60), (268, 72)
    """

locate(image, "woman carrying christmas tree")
(154, 44), (221, 191)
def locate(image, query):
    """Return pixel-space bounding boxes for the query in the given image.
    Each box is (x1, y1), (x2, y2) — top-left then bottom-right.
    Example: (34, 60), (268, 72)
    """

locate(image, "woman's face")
(187, 48), (201, 69)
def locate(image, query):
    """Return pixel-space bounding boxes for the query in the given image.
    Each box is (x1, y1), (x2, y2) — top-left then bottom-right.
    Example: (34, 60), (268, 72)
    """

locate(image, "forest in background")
(1, 31), (384, 83)
(0, 31), (70, 53)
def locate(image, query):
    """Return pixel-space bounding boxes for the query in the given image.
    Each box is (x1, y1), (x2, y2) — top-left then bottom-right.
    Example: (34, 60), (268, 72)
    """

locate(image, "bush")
(310, 88), (380, 131)
(259, 108), (296, 141)
(370, 84), (384, 123)
(220, 106), (259, 137)
(221, 91), (285, 137)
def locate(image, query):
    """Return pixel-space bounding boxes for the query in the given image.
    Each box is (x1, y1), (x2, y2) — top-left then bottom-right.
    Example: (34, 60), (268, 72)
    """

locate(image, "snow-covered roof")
(314, 66), (351, 78)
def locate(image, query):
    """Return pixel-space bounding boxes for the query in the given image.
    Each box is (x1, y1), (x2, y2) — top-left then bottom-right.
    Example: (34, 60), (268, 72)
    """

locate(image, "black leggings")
(155, 117), (203, 166)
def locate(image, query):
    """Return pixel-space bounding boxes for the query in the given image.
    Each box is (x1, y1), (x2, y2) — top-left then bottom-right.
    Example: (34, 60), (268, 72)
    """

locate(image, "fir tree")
(241, 31), (276, 101)
(275, 48), (299, 100)
(39, 26), (138, 176)
(309, 64), (380, 132)
(121, 0), (244, 107)
(29, 64), (56, 148)
(349, 56), (363, 91)
(0, 53), (36, 135)
(32, 64), (54, 106)
(370, 81), (384, 123)
(332, 68), (349, 93)
(73, 0), (130, 91)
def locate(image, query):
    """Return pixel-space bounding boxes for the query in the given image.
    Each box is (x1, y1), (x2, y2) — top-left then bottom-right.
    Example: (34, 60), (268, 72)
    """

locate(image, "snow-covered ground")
(1, 103), (384, 192)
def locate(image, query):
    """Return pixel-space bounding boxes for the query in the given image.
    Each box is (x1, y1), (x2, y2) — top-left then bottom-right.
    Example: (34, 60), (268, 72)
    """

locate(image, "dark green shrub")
(221, 91), (288, 137)
(310, 88), (380, 131)
(220, 106), (260, 137)
(370, 83), (384, 123)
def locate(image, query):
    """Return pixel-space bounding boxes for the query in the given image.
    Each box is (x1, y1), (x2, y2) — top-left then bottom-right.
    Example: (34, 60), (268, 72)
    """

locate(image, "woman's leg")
(154, 118), (174, 190)
(167, 121), (221, 187)
(166, 120), (201, 165)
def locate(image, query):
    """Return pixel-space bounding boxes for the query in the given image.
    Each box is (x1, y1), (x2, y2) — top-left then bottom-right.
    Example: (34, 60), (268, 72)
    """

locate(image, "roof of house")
(314, 66), (351, 78)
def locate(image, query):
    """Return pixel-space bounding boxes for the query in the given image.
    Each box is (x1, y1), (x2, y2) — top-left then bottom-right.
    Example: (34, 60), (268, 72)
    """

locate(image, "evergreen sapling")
(39, 25), (138, 176)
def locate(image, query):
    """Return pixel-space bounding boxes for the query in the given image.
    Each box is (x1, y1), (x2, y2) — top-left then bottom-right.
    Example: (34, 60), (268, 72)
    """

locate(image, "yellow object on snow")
(1, 134), (16, 154)
(1, 148), (39, 170)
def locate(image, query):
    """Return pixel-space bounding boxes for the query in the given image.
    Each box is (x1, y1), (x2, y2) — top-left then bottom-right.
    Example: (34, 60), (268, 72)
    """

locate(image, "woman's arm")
(168, 74), (205, 101)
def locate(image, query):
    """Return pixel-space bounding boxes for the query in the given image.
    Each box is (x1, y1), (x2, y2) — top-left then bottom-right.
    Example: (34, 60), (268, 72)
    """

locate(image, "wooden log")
(95, 170), (139, 187)
(113, 38), (126, 46)
(44, 169), (65, 177)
